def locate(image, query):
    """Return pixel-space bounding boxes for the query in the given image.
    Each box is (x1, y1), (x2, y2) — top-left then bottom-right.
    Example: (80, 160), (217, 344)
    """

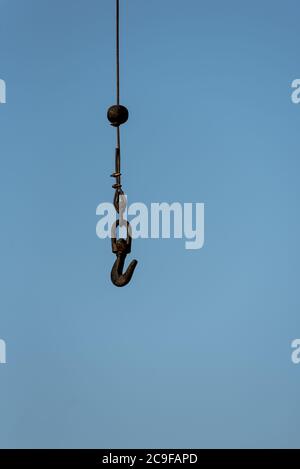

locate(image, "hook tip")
(111, 258), (138, 287)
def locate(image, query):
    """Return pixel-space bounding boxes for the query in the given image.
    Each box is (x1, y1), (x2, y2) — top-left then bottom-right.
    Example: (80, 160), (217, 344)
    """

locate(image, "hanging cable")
(116, 0), (120, 107)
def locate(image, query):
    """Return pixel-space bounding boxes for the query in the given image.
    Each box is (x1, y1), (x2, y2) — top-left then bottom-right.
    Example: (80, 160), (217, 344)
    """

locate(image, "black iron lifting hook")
(111, 220), (138, 287)
(107, 121), (138, 287)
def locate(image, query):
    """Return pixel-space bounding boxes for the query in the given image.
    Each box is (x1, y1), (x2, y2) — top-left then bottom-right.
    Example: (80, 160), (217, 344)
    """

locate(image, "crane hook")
(111, 220), (138, 287)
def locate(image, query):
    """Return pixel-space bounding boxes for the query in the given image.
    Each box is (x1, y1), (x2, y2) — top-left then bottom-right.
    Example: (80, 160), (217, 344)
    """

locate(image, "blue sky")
(0, 0), (299, 448)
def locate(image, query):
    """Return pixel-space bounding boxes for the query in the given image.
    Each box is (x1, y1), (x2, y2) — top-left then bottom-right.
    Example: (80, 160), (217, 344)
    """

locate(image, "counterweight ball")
(107, 105), (129, 127)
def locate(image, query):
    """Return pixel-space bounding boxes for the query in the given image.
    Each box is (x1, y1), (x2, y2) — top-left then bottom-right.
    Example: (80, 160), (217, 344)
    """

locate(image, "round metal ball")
(107, 105), (129, 127)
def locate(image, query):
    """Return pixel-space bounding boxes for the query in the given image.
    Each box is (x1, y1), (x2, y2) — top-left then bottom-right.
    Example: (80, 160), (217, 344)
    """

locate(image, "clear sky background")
(0, 0), (299, 448)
